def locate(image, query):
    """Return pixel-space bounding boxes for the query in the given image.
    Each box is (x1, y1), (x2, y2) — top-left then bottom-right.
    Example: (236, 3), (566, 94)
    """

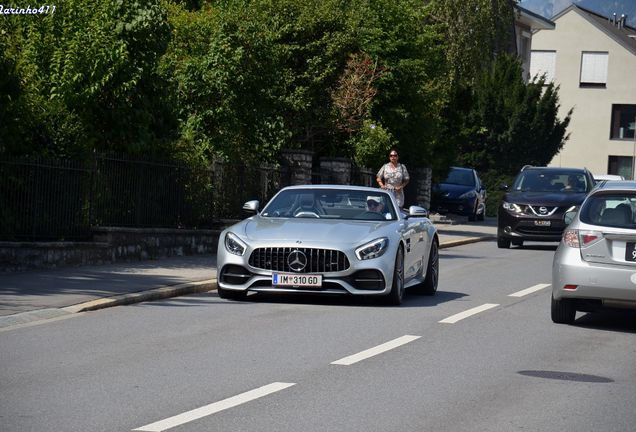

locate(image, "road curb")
(439, 235), (495, 249)
(62, 279), (218, 313)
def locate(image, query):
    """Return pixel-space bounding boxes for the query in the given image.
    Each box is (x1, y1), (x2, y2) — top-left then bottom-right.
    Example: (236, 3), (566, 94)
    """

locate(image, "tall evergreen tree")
(457, 53), (571, 175)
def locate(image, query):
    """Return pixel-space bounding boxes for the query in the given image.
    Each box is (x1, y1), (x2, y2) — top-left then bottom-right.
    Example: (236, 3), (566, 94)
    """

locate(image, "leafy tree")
(455, 53), (572, 214)
(429, 0), (515, 86)
(346, 0), (450, 168)
(0, 0), (174, 157)
(161, 0), (355, 163)
(457, 53), (571, 175)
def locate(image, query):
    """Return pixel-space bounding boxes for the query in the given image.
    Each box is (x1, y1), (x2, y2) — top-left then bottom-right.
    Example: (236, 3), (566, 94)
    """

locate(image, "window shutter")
(530, 51), (556, 82)
(580, 52), (608, 84)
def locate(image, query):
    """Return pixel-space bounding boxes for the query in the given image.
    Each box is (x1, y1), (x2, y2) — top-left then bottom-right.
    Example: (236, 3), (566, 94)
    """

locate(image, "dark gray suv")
(497, 166), (595, 248)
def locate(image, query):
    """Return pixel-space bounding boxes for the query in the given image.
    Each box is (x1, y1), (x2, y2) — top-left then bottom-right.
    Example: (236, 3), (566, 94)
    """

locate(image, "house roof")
(515, 4), (555, 30)
(552, 4), (636, 56)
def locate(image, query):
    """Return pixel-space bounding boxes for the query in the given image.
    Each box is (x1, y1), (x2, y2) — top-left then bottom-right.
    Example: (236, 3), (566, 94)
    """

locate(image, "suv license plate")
(272, 273), (322, 287)
(625, 243), (636, 261)
(534, 220), (551, 226)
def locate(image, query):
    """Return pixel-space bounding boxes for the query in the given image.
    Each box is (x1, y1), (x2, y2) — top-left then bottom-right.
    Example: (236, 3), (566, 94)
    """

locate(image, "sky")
(518, 0), (636, 27)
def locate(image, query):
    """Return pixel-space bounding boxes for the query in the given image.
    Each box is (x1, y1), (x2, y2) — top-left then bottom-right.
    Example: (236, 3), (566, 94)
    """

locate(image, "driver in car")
(367, 196), (389, 218)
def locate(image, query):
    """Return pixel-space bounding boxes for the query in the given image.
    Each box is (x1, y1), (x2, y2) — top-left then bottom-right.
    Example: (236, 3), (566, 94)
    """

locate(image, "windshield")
(442, 168), (475, 187)
(512, 171), (589, 193)
(260, 189), (397, 221)
(580, 194), (636, 228)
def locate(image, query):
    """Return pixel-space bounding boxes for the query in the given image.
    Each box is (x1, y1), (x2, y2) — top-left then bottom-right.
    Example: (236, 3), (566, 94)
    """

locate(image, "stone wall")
(280, 149), (314, 185)
(0, 227), (223, 272)
(412, 167), (433, 210)
(319, 157), (352, 184)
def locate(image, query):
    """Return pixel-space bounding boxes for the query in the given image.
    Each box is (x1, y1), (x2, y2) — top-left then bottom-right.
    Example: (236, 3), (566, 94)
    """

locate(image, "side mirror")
(499, 183), (509, 191)
(407, 205), (428, 218)
(242, 200), (259, 215)
(564, 210), (577, 225)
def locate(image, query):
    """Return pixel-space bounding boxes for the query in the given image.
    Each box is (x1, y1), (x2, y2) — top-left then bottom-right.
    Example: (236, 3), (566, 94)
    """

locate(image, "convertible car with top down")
(216, 185), (439, 305)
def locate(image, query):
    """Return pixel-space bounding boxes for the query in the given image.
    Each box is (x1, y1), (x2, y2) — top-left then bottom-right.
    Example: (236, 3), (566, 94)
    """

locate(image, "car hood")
(503, 191), (587, 206)
(238, 217), (390, 245)
(433, 183), (473, 198)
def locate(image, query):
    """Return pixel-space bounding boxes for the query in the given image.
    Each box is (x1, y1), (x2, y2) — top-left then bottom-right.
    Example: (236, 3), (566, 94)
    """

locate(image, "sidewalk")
(0, 217), (495, 329)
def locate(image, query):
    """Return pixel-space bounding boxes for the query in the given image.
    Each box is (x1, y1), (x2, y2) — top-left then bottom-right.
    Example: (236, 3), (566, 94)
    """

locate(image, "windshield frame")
(260, 188), (398, 221)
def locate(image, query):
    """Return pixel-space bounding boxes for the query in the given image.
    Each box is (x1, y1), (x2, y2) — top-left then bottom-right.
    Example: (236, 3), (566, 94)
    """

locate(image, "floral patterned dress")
(376, 162), (409, 207)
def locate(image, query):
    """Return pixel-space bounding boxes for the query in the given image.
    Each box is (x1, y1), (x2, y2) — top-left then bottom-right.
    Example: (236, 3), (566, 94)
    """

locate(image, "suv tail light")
(563, 229), (603, 248)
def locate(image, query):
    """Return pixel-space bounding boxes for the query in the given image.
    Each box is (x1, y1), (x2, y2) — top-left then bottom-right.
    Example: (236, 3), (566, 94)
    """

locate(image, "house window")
(608, 156), (633, 180)
(530, 50), (556, 83)
(610, 104), (636, 139)
(580, 52), (608, 87)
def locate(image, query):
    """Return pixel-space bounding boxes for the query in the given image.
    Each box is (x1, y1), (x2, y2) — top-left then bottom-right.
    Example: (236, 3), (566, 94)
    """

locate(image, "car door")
(402, 214), (429, 282)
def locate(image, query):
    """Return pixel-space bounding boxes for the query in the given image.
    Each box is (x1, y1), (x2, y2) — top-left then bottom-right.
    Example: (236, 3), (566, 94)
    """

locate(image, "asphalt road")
(2, 241), (636, 432)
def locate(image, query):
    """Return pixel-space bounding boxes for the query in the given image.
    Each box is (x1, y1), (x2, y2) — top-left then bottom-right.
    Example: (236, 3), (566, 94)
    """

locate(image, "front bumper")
(432, 198), (476, 216)
(498, 212), (566, 242)
(217, 246), (395, 296)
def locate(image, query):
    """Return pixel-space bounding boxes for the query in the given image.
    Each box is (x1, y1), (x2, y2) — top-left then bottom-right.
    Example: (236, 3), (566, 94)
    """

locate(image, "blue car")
(431, 167), (486, 221)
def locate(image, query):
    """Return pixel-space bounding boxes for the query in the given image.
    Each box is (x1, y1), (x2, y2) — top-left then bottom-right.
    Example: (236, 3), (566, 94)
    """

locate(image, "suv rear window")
(512, 171), (589, 193)
(580, 194), (636, 228)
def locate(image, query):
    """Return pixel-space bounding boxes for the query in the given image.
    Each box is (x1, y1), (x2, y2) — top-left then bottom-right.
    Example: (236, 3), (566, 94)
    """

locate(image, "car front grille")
(526, 205), (559, 216)
(517, 225), (563, 235)
(249, 247), (350, 273)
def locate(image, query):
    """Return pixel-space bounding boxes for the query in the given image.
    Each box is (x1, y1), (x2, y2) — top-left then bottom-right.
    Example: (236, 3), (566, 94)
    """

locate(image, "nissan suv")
(497, 166), (595, 248)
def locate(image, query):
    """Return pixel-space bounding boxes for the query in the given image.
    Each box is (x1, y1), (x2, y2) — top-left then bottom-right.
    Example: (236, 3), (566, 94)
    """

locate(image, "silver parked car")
(217, 185), (439, 305)
(552, 180), (636, 323)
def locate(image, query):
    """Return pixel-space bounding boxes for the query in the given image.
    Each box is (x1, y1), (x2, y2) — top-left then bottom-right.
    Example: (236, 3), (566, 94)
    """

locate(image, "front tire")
(413, 241), (439, 295)
(497, 236), (511, 249)
(386, 247), (405, 305)
(551, 295), (576, 324)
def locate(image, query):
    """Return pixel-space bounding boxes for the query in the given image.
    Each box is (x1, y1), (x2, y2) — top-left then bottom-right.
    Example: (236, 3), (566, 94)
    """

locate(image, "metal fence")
(0, 154), (375, 241)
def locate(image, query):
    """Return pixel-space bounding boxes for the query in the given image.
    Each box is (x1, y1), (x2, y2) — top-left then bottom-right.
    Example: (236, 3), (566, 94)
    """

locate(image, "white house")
(530, 5), (636, 178)
(514, 5), (555, 81)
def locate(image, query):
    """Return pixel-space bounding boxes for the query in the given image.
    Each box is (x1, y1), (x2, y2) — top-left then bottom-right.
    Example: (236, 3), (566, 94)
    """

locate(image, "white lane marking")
(508, 283), (551, 298)
(438, 303), (499, 324)
(133, 382), (295, 432)
(331, 335), (421, 366)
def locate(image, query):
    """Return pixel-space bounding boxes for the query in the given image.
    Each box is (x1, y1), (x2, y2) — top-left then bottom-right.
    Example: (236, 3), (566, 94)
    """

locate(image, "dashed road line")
(508, 283), (551, 298)
(331, 335), (421, 366)
(438, 303), (499, 324)
(132, 382), (296, 432)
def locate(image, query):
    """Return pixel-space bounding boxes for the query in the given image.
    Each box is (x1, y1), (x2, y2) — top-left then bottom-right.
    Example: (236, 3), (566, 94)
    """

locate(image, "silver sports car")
(552, 180), (636, 323)
(216, 185), (439, 305)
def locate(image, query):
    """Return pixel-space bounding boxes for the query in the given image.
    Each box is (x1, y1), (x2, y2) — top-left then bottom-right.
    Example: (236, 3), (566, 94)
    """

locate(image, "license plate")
(272, 273), (322, 287)
(625, 243), (636, 261)
(534, 220), (551, 226)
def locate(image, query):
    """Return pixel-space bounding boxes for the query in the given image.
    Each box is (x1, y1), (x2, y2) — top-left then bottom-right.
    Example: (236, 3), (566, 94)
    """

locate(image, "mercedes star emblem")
(287, 250), (307, 272)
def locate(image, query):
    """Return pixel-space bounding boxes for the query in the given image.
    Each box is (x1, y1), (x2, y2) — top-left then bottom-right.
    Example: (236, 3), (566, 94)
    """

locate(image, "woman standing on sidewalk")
(376, 148), (409, 208)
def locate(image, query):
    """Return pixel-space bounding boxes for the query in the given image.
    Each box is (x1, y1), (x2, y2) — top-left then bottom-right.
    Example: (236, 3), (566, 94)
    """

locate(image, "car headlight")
(356, 238), (389, 260)
(224, 232), (246, 256)
(459, 190), (476, 199)
(502, 201), (524, 214)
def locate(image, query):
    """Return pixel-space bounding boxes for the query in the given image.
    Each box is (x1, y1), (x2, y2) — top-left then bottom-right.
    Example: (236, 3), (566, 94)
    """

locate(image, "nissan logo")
(539, 206), (548, 214)
(287, 250), (307, 272)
